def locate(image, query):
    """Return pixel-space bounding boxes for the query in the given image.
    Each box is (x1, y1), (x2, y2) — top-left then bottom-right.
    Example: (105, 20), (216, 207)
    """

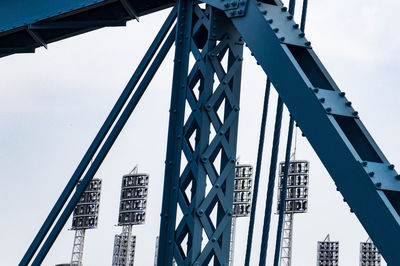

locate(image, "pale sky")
(0, 0), (399, 265)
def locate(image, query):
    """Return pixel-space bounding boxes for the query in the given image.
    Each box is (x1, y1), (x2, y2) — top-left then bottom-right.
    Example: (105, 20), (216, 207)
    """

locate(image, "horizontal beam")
(29, 20), (127, 29)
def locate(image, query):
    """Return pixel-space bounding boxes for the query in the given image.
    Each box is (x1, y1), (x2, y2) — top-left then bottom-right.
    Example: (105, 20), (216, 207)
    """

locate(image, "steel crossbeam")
(158, 2), (244, 265)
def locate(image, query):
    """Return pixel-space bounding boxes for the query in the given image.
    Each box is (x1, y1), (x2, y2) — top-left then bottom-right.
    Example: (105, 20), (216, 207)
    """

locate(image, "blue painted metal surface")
(259, 97), (283, 266)
(244, 79), (271, 266)
(225, 0), (400, 264)
(0, 0), (175, 57)
(273, 116), (294, 266)
(158, 3), (244, 264)
(158, 0), (193, 264)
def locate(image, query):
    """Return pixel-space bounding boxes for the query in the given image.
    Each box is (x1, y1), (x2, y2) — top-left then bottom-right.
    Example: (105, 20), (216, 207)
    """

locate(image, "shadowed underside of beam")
(0, 0), (176, 58)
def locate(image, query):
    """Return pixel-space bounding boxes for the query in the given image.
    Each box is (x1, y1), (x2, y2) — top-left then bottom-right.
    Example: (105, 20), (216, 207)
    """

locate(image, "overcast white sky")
(0, 0), (399, 265)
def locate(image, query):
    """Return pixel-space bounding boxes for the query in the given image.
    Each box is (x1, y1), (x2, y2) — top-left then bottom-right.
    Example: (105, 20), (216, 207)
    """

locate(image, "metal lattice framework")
(158, 3), (244, 264)
(70, 178), (102, 266)
(1, 0), (399, 265)
(276, 161), (309, 266)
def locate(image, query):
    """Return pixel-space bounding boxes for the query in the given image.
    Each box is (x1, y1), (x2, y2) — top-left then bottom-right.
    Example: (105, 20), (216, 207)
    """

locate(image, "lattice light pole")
(317, 234), (339, 266)
(112, 168), (148, 266)
(229, 164), (253, 265)
(360, 238), (381, 266)
(70, 178), (102, 266)
(276, 160), (309, 266)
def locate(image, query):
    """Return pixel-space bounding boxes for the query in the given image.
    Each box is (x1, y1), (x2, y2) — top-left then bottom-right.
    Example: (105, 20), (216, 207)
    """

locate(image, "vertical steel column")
(158, 0), (193, 265)
(259, 97), (284, 266)
(158, 4), (244, 265)
(274, 117), (295, 266)
(244, 79), (271, 266)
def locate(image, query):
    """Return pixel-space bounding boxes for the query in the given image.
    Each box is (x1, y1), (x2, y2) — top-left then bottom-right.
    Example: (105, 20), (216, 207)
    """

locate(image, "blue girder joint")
(361, 161), (400, 192)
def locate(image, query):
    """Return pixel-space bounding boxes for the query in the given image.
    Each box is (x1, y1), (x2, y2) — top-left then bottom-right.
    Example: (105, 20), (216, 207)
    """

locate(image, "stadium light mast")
(70, 178), (102, 266)
(360, 238), (381, 266)
(112, 167), (148, 266)
(230, 164), (253, 265)
(317, 234), (339, 266)
(277, 160), (309, 266)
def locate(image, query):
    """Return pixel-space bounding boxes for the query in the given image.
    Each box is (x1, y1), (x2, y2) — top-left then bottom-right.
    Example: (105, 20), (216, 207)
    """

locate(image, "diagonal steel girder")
(199, 0), (400, 264)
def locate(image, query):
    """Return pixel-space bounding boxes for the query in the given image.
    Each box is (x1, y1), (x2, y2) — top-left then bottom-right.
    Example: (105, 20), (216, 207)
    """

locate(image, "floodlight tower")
(70, 178), (102, 266)
(229, 164), (253, 265)
(112, 167), (148, 266)
(276, 160), (309, 266)
(360, 238), (381, 266)
(317, 234), (339, 266)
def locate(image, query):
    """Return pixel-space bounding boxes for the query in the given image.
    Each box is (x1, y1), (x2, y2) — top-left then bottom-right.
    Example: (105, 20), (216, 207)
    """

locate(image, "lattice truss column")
(71, 229), (85, 266)
(158, 2), (244, 265)
(280, 213), (294, 266)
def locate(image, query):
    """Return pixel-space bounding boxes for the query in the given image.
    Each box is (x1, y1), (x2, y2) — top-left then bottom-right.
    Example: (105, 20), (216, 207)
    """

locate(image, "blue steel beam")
(273, 116), (294, 266)
(158, 0), (194, 264)
(19, 8), (177, 266)
(31, 28), (176, 265)
(0, 0), (175, 58)
(244, 79), (271, 266)
(223, 1), (400, 264)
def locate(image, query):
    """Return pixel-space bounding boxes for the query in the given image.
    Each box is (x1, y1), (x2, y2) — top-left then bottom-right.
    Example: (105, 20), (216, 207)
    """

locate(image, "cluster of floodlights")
(70, 179), (102, 266)
(112, 168), (149, 266)
(317, 235), (381, 266)
(277, 160), (309, 214)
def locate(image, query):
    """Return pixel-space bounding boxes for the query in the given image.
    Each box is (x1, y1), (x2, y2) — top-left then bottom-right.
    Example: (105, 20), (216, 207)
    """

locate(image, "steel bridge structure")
(1, 0), (399, 265)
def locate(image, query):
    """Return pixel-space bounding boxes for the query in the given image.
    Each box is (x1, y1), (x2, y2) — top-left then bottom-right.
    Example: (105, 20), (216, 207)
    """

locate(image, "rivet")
(326, 107), (332, 113)
(281, 7), (287, 11)
(287, 15), (293, 20)
(352, 111), (359, 116)
(293, 24), (299, 29)
(273, 28), (279, 33)
(388, 164), (395, 170)
(268, 19), (273, 24)
(299, 32), (305, 37)
(279, 37), (285, 42)
(376, 182), (382, 188)
(395, 175), (400, 180)
(369, 172), (375, 177)
(201, 156), (208, 163)
(362, 161), (368, 166)
(212, 237), (216, 242)
(346, 101), (352, 107)
(215, 183), (221, 188)
(313, 88), (319, 93)
(263, 10), (267, 15)
(305, 41), (311, 46)
(319, 98), (325, 103)
(339, 92), (346, 97)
